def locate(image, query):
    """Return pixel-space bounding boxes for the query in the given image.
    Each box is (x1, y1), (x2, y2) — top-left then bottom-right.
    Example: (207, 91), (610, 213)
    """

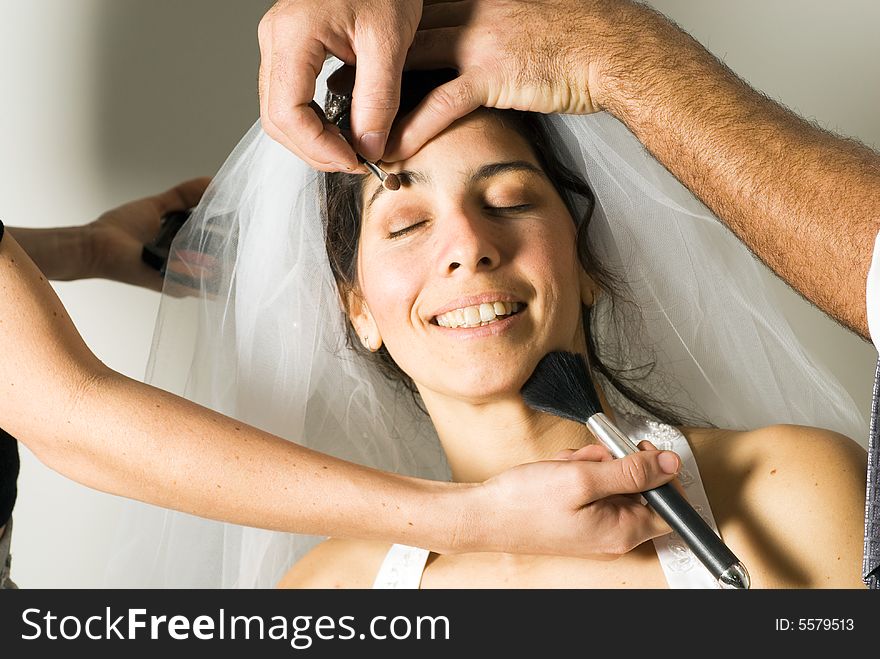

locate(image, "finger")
(274, 50), (359, 168)
(588, 449), (680, 499)
(349, 29), (411, 161)
(552, 448), (577, 460)
(638, 440), (681, 476)
(565, 444), (614, 462)
(418, 2), (472, 30)
(154, 177), (212, 215)
(636, 439), (686, 497)
(257, 13), (275, 131)
(615, 498), (673, 544)
(151, 178), (210, 216)
(405, 27), (461, 71)
(577, 495), (671, 559)
(257, 16), (308, 162)
(261, 32), (358, 169)
(384, 72), (486, 161)
(137, 266), (165, 293)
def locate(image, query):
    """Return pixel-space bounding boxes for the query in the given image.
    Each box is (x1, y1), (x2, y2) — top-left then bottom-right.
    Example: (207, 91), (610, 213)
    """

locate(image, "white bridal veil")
(105, 58), (866, 588)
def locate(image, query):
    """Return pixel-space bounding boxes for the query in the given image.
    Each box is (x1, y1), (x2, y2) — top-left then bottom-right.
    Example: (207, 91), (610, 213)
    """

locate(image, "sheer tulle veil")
(104, 58), (866, 588)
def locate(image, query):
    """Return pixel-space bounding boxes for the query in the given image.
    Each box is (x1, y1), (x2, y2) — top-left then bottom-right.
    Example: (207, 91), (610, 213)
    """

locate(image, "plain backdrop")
(1, 0), (877, 588)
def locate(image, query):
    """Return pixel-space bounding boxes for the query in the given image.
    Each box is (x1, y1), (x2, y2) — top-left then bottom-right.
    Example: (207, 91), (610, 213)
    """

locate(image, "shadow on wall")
(92, 0), (273, 188)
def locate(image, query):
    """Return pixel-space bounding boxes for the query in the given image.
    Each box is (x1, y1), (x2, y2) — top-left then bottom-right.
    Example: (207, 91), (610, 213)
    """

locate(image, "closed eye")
(486, 204), (531, 215)
(388, 221), (427, 239)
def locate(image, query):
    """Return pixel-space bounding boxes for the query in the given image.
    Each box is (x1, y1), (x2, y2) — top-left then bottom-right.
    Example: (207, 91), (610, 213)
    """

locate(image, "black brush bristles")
(520, 351), (602, 424)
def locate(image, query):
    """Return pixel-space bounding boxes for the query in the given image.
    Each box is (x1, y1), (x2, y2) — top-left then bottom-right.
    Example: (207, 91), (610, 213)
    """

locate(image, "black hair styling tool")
(142, 208), (192, 274)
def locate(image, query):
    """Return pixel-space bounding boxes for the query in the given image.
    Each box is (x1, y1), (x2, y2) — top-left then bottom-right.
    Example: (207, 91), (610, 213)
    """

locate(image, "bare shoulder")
(276, 538), (392, 589)
(680, 423), (866, 473)
(679, 423), (867, 588)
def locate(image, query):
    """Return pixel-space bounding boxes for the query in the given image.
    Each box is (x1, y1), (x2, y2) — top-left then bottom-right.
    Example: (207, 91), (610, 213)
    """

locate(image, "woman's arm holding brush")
(0, 228), (678, 558)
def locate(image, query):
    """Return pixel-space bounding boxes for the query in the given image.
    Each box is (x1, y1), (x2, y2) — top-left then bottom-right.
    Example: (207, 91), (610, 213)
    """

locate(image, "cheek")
(358, 243), (425, 334)
(529, 218), (584, 327)
(527, 217), (580, 288)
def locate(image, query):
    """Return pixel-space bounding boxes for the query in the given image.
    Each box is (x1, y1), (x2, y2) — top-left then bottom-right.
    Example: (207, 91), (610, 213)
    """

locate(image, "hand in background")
(257, 0), (423, 170)
(87, 178), (210, 291)
(7, 178), (210, 289)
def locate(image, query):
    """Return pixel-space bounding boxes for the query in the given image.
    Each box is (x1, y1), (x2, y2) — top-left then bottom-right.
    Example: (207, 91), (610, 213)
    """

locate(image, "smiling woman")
(108, 60), (868, 589)
(270, 70), (867, 588)
(324, 74), (681, 424)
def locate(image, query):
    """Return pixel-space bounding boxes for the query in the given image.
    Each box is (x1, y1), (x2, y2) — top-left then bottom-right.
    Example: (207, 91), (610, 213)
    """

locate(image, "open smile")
(430, 301), (527, 338)
(432, 300), (525, 328)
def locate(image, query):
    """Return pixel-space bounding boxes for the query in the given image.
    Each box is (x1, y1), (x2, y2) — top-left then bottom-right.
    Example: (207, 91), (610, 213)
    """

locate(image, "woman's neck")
(422, 384), (616, 482)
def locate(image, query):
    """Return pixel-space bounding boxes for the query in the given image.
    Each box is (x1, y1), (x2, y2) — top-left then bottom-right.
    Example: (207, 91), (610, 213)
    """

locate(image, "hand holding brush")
(521, 351), (750, 589)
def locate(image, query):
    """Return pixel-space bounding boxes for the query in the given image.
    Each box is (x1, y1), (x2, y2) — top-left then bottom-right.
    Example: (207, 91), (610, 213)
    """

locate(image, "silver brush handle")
(586, 413), (750, 589)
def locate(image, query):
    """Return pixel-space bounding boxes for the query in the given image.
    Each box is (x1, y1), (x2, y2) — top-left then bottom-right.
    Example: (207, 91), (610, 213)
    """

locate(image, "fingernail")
(359, 131), (387, 161)
(658, 451), (680, 474)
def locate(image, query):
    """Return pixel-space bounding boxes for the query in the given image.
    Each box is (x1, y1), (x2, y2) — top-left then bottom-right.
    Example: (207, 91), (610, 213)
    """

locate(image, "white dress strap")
(373, 415), (723, 589)
(372, 544), (431, 589)
(616, 414), (723, 589)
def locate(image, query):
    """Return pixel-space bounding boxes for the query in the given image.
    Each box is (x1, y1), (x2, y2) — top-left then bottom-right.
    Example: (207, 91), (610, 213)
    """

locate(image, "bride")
(112, 63), (867, 588)
(278, 69), (865, 588)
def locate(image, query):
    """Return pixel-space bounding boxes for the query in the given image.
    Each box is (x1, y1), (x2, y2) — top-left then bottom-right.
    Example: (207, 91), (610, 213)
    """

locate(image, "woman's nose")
(437, 208), (502, 275)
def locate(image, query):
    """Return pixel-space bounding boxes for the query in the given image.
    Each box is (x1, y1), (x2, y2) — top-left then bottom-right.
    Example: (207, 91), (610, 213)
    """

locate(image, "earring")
(361, 335), (370, 350)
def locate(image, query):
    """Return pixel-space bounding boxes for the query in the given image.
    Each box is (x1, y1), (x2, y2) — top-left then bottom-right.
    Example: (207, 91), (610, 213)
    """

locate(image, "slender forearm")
(4, 226), (96, 281)
(54, 370), (474, 552)
(0, 232), (475, 554)
(593, 2), (880, 339)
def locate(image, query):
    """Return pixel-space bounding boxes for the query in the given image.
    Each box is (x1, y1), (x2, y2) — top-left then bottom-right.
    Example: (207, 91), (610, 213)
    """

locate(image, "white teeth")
(463, 306), (482, 325)
(434, 301), (523, 329)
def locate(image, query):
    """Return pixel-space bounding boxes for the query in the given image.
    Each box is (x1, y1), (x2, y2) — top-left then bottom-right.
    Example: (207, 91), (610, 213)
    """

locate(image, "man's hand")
(387, 0), (618, 161)
(462, 442), (680, 558)
(87, 178), (210, 291)
(258, 0), (424, 170)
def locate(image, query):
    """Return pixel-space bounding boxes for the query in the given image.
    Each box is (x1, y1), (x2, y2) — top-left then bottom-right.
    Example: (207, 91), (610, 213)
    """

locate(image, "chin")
(436, 369), (533, 403)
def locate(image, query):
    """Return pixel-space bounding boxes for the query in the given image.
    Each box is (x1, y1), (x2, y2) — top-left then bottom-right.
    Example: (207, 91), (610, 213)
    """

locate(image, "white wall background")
(1, 0), (271, 588)
(1, 0), (877, 587)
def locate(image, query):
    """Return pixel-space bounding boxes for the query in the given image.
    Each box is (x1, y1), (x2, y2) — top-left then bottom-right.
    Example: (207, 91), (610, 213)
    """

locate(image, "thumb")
(349, 30), (410, 161)
(590, 449), (680, 499)
(154, 177), (212, 215)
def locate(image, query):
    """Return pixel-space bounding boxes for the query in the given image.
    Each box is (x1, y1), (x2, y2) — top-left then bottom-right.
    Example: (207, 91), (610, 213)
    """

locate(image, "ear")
(346, 288), (383, 352)
(578, 268), (600, 307)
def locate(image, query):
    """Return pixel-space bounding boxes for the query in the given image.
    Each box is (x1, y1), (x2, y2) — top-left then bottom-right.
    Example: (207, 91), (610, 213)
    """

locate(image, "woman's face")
(352, 112), (592, 402)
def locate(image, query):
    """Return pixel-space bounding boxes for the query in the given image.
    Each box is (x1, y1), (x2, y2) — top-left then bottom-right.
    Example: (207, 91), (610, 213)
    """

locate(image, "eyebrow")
(364, 160), (545, 214)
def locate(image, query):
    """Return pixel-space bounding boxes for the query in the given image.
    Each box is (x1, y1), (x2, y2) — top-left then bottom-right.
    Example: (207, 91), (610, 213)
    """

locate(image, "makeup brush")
(357, 155), (401, 191)
(521, 351), (750, 589)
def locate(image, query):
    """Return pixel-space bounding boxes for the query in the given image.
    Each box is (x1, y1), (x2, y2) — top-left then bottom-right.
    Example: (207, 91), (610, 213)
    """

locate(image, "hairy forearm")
(5, 226), (95, 281)
(592, 2), (880, 339)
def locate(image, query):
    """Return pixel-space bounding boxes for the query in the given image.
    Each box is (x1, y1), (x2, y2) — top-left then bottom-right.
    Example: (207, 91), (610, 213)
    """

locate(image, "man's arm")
(393, 0), (880, 339)
(597, 3), (880, 340)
